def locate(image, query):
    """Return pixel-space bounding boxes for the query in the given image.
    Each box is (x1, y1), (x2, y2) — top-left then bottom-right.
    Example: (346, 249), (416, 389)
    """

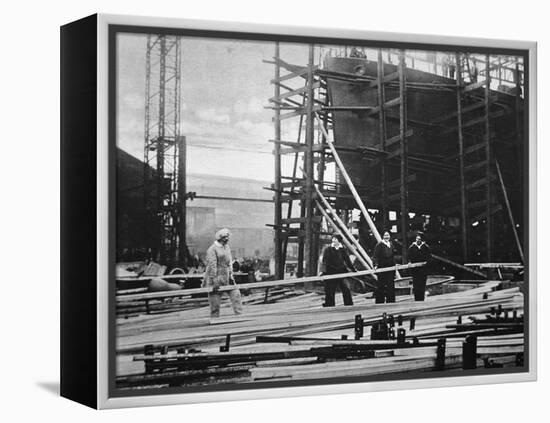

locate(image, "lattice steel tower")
(144, 34), (187, 267)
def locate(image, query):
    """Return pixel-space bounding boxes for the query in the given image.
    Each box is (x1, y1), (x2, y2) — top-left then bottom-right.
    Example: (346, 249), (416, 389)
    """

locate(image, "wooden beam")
(269, 81), (321, 103)
(399, 50), (409, 262)
(463, 80), (486, 93)
(281, 217), (322, 225)
(321, 106), (375, 112)
(116, 262), (427, 302)
(313, 186), (374, 268)
(431, 254), (487, 279)
(314, 113), (382, 243)
(368, 96), (401, 116)
(484, 54), (493, 262)
(388, 173), (417, 189)
(464, 160), (488, 173)
(369, 71), (399, 88)
(456, 52), (468, 263)
(464, 262), (523, 269)
(276, 105), (322, 121)
(314, 199), (373, 271)
(270, 67), (316, 84)
(464, 142), (486, 155)
(495, 160), (524, 263)
(373, 129), (414, 150)
(440, 110), (507, 135)
(377, 49), (389, 230)
(432, 100), (489, 123)
(304, 45), (316, 276)
(471, 204), (503, 223)
(466, 175), (495, 191)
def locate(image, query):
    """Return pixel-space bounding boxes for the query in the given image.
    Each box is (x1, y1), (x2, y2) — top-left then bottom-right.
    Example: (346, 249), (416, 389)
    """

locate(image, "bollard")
(435, 338), (446, 371)
(397, 328), (406, 344)
(354, 314), (364, 340)
(370, 323), (380, 340)
(397, 315), (403, 326)
(341, 334), (348, 340)
(515, 352), (524, 367)
(409, 317), (416, 331)
(220, 334), (231, 352)
(462, 335), (477, 370)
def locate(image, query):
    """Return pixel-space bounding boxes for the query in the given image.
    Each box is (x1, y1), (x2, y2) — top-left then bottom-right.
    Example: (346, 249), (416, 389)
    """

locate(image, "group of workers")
(319, 231), (431, 307)
(201, 228), (431, 318)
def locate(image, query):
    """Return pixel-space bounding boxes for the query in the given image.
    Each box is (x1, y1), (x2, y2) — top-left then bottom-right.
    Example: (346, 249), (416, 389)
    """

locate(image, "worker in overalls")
(408, 233), (431, 301)
(203, 228), (243, 318)
(319, 234), (355, 307)
(373, 231), (396, 303)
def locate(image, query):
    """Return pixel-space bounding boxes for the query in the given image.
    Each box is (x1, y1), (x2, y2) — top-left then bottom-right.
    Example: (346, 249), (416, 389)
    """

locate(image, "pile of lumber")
(116, 279), (524, 389)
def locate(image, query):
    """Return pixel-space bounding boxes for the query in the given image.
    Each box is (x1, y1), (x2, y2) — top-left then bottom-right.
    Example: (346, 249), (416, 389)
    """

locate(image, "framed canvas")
(60, 13), (537, 409)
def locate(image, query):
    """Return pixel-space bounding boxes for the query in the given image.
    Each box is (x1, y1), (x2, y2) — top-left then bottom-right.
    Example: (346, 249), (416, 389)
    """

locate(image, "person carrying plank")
(373, 231), (397, 303)
(319, 234), (355, 307)
(203, 228), (243, 318)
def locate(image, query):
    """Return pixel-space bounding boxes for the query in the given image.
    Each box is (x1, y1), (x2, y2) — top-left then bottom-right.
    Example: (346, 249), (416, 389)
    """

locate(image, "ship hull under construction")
(323, 56), (524, 263)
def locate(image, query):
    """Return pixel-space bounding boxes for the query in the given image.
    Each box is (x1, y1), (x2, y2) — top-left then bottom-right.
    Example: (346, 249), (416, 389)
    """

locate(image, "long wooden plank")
(463, 80), (487, 93)
(313, 113), (385, 248)
(369, 71), (399, 88)
(314, 199), (372, 272)
(367, 96), (401, 116)
(373, 128), (414, 150)
(269, 81), (321, 102)
(313, 185), (373, 268)
(495, 160), (524, 262)
(270, 66), (317, 84)
(117, 263), (426, 303)
(431, 254), (488, 278)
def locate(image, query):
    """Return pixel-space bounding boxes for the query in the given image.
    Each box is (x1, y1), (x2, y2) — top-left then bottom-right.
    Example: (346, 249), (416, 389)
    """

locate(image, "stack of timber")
(116, 276), (525, 389)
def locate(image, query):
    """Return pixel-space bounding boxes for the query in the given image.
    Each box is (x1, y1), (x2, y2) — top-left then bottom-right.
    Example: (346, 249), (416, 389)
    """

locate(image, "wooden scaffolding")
(269, 46), (525, 278)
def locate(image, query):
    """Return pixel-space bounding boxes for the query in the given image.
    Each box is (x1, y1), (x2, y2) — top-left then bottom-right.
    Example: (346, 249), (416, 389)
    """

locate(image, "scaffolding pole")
(398, 50), (409, 262)
(456, 52), (468, 262)
(484, 54), (493, 262)
(377, 49), (388, 230)
(273, 43), (284, 279)
(305, 45), (317, 276)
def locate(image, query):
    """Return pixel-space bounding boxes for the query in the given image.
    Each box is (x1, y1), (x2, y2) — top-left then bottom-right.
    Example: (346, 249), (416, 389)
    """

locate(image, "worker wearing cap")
(203, 228), (243, 318)
(319, 234), (355, 307)
(408, 233), (431, 301)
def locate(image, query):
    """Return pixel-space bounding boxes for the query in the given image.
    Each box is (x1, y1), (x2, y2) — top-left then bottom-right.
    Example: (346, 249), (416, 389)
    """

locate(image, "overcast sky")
(116, 33), (311, 181)
(116, 34), (522, 183)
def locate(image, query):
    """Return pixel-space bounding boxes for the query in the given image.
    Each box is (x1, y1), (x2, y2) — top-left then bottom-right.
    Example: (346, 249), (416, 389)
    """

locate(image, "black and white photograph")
(112, 25), (531, 396)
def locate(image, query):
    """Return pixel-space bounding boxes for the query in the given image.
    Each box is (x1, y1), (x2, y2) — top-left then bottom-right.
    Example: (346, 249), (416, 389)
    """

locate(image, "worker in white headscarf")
(203, 228), (243, 318)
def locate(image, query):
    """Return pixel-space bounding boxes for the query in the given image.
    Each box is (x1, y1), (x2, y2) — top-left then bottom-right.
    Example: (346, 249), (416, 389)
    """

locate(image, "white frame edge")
(96, 13), (537, 409)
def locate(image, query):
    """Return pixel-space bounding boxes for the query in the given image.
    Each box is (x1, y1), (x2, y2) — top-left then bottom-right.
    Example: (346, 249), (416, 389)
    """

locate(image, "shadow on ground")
(36, 381), (60, 396)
